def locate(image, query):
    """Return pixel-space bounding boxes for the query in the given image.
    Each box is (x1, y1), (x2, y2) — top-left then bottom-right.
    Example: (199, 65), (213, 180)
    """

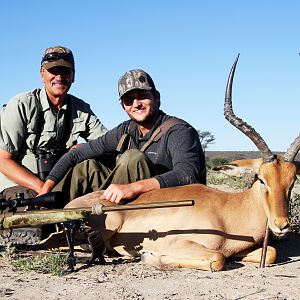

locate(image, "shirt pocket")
(72, 117), (86, 133)
(68, 117), (87, 144)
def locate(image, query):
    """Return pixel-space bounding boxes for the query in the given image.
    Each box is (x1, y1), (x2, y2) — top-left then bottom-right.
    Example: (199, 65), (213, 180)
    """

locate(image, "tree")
(197, 130), (215, 153)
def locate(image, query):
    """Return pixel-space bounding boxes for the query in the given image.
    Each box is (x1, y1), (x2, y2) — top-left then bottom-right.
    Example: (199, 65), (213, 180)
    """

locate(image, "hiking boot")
(86, 230), (106, 264)
(0, 228), (43, 246)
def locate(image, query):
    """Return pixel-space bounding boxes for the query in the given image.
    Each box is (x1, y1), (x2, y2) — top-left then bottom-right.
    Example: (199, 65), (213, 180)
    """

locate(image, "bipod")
(63, 220), (84, 272)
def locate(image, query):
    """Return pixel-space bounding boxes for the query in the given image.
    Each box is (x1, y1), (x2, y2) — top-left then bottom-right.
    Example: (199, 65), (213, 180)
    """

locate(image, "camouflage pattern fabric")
(118, 69), (156, 98)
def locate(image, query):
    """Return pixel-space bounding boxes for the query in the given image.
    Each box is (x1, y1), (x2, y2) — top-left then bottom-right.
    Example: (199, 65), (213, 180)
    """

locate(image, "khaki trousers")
(54, 149), (155, 206)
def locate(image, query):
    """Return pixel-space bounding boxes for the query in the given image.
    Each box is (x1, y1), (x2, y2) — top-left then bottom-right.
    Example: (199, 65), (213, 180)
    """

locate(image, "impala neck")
(228, 184), (268, 240)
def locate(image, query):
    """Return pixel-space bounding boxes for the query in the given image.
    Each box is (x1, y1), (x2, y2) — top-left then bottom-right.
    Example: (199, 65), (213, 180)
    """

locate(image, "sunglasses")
(41, 52), (74, 64)
(121, 91), (154, 106)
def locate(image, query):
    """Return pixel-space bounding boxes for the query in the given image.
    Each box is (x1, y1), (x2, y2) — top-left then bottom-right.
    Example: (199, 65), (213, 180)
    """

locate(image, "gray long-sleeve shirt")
(47, 111), (206, 188)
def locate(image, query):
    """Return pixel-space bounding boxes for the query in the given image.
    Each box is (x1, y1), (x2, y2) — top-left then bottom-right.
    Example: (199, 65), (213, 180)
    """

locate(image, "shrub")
(207, 157), (230, 170)
(11, 252), (68, 276)
(289, 193), (300, 233)
(207, 172), (254, 190)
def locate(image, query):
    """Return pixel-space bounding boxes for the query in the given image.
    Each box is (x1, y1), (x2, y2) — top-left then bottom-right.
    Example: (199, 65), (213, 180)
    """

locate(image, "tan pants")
(1, 186), (37, 201)
(54, 149), (155, 206)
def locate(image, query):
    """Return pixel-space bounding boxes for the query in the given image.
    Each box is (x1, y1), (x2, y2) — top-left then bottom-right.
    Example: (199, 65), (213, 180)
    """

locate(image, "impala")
(65, 55), (300, 271)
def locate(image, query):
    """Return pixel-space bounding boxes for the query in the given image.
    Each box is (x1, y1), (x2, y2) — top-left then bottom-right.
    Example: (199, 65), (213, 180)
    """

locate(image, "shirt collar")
(40, 87), (51, 112)
(40, 87), (69, 112)
(137, 110), (165, 141)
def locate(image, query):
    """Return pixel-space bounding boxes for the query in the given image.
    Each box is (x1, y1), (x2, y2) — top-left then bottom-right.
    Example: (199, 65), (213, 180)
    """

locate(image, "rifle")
(0, 194), (194, 272)
(0, 191), (62, 212)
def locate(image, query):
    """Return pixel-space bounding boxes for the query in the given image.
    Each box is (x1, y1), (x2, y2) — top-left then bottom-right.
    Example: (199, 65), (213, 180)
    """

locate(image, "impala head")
(225, 55), (300, 237)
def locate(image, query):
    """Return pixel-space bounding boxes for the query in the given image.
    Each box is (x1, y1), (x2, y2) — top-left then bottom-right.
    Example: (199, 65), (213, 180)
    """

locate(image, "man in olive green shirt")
(0, 45), (107, 201)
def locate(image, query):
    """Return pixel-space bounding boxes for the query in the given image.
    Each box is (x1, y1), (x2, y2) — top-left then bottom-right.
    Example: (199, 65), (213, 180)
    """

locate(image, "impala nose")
(274, 219), (290, 236)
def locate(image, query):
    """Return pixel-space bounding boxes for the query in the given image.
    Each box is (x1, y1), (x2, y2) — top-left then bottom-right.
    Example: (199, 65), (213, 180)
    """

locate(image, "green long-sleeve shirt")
(0, 87), (107, 191)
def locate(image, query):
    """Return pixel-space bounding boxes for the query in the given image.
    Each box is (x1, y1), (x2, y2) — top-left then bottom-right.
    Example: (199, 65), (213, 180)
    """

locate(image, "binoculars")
(35, 148), (65, 181)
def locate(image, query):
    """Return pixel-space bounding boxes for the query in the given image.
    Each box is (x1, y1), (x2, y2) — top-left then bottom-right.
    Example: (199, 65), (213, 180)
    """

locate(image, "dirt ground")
(0, 183), (300, 300)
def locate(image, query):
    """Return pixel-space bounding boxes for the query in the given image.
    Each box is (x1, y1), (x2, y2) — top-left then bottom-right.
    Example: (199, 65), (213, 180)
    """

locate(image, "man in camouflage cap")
(40, 69), (206, 205)
(0, 45), (107, 205)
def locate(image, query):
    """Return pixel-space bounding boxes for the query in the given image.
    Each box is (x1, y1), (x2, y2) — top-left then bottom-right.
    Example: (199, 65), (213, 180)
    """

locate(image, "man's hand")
(99, 183), (137, 204)
(38, 179), (56, 196)
(100, 178), (160, 204)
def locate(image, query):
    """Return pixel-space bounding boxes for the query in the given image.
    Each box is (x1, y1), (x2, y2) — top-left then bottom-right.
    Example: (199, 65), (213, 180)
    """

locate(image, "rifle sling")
(116, 118), (185, 154)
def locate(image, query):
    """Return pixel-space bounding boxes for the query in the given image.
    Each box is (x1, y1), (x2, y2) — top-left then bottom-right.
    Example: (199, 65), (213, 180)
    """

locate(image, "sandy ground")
(0, 183), (300, 300)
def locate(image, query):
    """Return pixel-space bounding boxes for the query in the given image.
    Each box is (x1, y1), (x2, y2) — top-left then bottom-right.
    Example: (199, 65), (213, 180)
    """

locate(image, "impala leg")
(234, 246), (277, 265)
(142, 240), (225, 271)
(65, 192), (124, 261)
(65, 190), (122, 244)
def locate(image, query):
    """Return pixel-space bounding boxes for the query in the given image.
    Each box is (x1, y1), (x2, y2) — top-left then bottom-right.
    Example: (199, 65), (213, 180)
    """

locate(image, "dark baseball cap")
(41, 45), (75, 70)
(118, 69), (156, 98)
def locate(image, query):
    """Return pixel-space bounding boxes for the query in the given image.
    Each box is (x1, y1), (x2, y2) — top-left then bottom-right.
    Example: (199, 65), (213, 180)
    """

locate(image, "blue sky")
(1, 1), (299, 151)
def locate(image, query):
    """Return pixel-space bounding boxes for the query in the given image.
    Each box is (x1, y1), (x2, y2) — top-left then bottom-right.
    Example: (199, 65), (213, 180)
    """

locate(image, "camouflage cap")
(41, 45), (75, 70)
(118, 69), (156, 98)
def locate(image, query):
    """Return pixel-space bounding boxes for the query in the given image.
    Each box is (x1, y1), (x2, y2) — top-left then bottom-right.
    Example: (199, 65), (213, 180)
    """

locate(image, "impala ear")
(229, 158), (263, 173)
(213, 158), (263, 177)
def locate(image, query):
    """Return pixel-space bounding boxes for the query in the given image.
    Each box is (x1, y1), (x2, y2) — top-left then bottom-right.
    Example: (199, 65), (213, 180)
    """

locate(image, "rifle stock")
(0, 200), (194, 230)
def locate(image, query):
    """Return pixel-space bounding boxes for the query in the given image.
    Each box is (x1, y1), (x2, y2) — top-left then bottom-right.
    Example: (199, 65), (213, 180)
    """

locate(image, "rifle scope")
(0, 191), (62, 211)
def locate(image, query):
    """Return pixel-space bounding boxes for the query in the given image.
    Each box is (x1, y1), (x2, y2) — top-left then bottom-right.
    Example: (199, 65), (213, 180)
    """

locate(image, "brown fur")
(65, 156), (297, 271)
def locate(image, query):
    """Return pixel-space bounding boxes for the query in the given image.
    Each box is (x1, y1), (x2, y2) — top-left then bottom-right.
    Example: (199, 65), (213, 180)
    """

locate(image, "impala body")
(65, 56), (300, 271)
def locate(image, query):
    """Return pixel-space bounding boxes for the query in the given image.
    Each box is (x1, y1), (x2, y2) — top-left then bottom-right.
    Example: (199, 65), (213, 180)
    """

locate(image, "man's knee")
(2, 186), (37, 201)
(73, 159), (100, 173)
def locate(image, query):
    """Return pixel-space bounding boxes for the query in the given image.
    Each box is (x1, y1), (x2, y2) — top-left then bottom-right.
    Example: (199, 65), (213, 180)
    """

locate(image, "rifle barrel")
(96, 200), (194, 214)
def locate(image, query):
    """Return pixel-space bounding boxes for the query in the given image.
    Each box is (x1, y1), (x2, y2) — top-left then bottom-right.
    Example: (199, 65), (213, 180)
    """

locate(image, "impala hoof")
(140, 251), (159, 266)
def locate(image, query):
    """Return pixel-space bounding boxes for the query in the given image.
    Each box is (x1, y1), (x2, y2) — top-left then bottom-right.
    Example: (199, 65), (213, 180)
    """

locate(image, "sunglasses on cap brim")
(41, 52), (74, 64)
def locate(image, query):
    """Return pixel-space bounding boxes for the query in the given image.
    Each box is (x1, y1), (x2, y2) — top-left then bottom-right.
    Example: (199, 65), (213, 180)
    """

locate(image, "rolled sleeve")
(67, 96), (107, 143)
(0, 94), (38, 156)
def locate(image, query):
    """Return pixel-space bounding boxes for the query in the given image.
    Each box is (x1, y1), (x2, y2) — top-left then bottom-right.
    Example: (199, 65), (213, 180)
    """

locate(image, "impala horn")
(224, 54), (275, 162)
(283, 134), (300, 162)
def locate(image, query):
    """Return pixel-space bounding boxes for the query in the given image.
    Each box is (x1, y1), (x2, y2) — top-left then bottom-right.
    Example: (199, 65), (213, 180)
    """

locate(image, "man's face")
(40, 66), (74, 100)
(121, 90), (160, 126)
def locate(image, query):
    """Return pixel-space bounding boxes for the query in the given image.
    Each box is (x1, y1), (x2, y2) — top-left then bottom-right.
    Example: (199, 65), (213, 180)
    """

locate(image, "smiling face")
(40, 66), (74, 104)
(121, 89), (160, 132)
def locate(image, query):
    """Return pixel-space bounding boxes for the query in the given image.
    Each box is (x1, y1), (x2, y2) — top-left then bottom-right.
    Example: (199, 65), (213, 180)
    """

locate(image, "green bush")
(11, 252), (68, 276)
(289, 193), (300, 233)
(207, 172), (254, 190)
(206, 157), (230, 170)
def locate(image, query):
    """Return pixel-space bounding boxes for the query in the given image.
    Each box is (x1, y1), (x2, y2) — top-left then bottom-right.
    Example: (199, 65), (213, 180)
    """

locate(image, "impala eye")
(258, 178), (265, 185)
